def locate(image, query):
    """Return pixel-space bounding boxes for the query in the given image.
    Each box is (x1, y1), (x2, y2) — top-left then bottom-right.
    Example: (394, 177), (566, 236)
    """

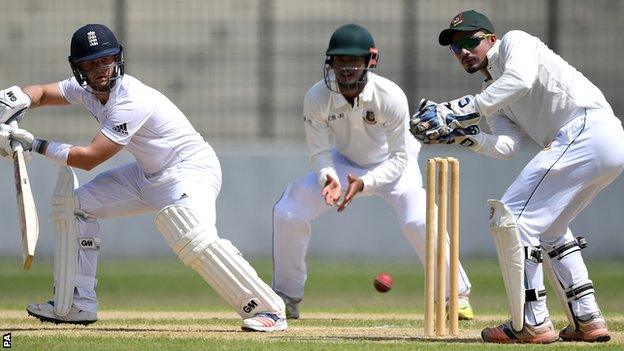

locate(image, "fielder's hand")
(337, 174), (363, 212)
(322, 174), (341, 207)
(0, 86), (31, 124)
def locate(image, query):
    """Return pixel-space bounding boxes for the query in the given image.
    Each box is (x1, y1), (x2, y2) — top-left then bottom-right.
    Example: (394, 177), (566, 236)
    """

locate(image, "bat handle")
(8, 120), (24, 153)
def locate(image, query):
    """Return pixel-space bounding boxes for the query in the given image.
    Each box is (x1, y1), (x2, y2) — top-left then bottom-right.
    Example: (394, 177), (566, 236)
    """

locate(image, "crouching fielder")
(411, 10), (624, 343)
(0, 23), (285, 332)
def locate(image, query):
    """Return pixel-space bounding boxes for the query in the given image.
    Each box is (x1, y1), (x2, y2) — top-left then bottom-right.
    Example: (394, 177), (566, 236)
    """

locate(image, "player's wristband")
(44, 141), (72, 165)
(32, 139), (48, 154)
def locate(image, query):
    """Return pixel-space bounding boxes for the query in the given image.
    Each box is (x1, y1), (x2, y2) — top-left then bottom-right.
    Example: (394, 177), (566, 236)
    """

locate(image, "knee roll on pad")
(155, 205), (285, 318)
(155, 205), (218, 265)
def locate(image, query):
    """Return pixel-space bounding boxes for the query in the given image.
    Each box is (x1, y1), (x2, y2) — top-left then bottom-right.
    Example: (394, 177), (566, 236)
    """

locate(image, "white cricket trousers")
(500, 109), (624, 325)
(70, 149), (221, 312)
(272, 150), (472, 301)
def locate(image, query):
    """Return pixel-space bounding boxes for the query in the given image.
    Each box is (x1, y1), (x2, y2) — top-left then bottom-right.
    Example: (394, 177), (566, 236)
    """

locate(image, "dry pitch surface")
(3, 310), (623, 344)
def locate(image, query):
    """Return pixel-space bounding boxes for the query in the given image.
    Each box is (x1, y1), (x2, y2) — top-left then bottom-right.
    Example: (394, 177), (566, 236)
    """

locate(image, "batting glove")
(0, 124), (12, 158)
(0, 86), (31, 124)
(9, 127), (45, 153)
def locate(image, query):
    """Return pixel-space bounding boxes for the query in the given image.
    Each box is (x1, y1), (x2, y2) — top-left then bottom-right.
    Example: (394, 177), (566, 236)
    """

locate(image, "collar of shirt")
(331, 72), (374, 109)
(485, 39), (501, 73)
(108, 75), (125, 100)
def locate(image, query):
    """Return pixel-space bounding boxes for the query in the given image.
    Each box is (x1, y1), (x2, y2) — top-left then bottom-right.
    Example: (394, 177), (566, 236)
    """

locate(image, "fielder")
(0, 24), (286, 332)
(411, 10), (624, 343)
(272, 23), (474, 320)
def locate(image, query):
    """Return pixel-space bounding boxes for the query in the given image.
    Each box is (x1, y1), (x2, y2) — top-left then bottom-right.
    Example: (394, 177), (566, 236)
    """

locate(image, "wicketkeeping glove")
(427, 125), (481, 147)
(437, 95), (481, 130)
(410, 99), (452, 142)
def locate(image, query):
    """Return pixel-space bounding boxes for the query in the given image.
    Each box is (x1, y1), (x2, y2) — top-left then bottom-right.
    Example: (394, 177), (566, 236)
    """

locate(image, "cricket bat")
(9, 119), (39, 270)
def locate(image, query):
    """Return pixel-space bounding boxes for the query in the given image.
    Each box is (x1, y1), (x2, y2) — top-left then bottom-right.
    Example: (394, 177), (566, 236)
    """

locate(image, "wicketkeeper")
(410, 10), (624, 343)
(0, 24), (287, 332)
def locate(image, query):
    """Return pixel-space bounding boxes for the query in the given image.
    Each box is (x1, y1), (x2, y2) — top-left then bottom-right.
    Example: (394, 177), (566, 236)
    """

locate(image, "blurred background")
(0, 0), (622, 262)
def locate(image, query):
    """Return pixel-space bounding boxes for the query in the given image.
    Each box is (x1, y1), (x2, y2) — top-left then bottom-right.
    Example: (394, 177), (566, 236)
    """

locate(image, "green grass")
(1, 257), (623, 350)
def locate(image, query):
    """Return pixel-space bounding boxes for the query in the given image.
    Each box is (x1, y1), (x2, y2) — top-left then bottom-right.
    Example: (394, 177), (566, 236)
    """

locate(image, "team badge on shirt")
(363, 110), (376, 125)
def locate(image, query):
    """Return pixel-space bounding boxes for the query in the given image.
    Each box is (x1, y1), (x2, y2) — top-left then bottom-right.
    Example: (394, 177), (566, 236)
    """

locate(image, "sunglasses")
(449, 34), (493, 54)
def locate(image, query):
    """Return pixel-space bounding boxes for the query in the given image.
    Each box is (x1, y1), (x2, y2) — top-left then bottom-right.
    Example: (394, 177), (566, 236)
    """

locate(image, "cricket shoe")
(276, 292), (301, 319)
(481, 318), (559, 344)
(241, 312), (288, 332)
(457, 296), (474, 320)
(26, 300), (97, 326)
(559, 312), (611, 342)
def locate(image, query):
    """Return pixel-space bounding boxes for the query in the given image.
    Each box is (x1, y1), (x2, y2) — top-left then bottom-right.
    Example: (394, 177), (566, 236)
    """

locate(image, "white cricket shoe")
(241, 312), (288, 332)
(26, 300), (97, 326)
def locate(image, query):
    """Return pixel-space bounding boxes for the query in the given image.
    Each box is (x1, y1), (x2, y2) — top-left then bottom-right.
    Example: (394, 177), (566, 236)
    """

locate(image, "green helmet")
(324, 24), (379, 93)
(326, 23), (376, 59)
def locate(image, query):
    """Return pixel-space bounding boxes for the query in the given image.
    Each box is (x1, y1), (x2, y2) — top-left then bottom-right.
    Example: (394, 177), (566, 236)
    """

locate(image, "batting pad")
(488, 199), (525, 331)
(542, 237), (594, 329)
(155, 205), (285, 319)
(50, 166), (79, 317)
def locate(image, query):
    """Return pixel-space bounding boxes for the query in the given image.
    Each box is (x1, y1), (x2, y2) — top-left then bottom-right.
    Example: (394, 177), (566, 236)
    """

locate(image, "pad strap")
(525, 288), (547, 302)
(566, 281), (594, 301)
(547, 236), (588, 260)
(524, 246), (543, 263)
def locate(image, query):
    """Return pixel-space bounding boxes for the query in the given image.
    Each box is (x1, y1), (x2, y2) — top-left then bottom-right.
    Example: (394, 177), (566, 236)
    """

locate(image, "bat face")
(13, 148), (39, 270)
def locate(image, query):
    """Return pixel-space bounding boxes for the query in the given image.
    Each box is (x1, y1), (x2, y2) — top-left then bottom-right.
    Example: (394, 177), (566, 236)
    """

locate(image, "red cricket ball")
(373, 273), (394, 293)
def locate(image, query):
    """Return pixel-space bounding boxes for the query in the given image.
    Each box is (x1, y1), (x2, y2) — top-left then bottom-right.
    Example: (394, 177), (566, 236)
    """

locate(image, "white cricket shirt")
(303, 72), (419, 191)
(58, 75), (213, 174)
(473, 30), (614, 156)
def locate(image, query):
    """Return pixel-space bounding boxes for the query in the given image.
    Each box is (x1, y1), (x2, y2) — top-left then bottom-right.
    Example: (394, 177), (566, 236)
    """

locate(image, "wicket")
(424, 157), (460, 337)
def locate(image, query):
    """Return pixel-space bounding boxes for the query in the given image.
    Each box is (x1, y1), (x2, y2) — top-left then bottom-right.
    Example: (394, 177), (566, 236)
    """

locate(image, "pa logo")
(3, 333), (11, 348)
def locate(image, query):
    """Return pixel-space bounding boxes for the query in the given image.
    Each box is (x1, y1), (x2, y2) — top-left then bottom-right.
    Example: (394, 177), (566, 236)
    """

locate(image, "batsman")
(0, 24), (287, 331)
(410, 10), (624, 343)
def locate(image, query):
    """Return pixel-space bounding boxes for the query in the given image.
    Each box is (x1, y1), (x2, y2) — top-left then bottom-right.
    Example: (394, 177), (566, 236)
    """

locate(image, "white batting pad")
(542, 252), (576, 327)
(155, 205), (285, 318)
(488, 199), (525, 331)
(51, 166), (79, 316)
(542, 236), (595, 329)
